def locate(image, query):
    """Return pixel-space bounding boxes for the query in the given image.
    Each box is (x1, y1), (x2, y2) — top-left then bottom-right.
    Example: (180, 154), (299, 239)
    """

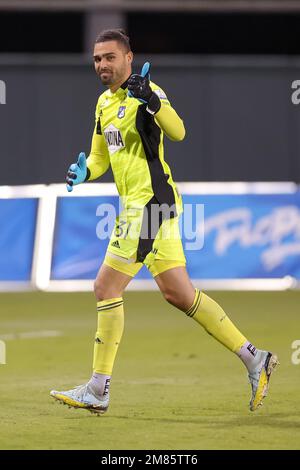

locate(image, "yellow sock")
(93, 297), (124, 375)
(186, 289), (247, 352)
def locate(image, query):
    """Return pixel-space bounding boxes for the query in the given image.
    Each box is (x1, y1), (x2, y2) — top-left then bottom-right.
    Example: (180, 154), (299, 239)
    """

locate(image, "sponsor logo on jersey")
(104, 124), (125, 155)
(154, 89), (167, 100)
(117, 106), (126, 118)
(111, 240), (120, 248)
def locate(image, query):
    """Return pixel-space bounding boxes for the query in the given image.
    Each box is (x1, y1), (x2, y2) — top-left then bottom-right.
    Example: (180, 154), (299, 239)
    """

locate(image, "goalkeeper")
(51, 29), (278, 414)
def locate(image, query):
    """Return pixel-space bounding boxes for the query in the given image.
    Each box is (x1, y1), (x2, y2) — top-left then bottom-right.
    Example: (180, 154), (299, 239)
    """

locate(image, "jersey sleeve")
(150, 82), (185, 142)
(150, 83), (171, 106)
(86, 99), (110, 181)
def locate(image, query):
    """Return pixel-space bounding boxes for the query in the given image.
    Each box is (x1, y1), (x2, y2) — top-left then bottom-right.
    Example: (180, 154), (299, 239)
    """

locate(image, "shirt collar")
(106, 75), (131, 98)
(121, 76), (131, 90)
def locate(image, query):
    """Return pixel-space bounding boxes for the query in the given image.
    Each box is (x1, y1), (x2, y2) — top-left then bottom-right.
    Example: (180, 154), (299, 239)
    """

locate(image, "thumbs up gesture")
(127, 62), (152, 103)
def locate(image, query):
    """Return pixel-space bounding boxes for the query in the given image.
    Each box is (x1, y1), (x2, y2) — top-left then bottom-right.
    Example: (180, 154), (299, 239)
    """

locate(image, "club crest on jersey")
(104, 123), (125, 155)
(117, 106), (126, 119)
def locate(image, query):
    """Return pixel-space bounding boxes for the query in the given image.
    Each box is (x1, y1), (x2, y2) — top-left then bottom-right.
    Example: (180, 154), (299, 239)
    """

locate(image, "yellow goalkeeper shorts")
(104, 210), (186, 278)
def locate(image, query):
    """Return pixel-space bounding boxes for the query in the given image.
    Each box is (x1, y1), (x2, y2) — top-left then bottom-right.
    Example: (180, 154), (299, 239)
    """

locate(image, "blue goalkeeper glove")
(66, 152), (87, 192)
(128, 62), (161, 114)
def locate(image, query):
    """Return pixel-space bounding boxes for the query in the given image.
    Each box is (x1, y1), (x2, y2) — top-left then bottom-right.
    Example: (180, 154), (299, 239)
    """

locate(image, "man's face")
(93, 40), (133, 88)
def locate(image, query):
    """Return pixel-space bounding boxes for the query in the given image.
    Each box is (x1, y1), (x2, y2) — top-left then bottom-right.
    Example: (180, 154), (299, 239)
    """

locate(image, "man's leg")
(154, 264), (279, 411)
(89, 262), (133, 397)
(50, 260), (135, 414)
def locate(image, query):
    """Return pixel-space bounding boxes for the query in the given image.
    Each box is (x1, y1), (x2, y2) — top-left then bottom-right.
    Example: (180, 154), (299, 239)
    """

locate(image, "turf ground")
(0, 290), (299, 450)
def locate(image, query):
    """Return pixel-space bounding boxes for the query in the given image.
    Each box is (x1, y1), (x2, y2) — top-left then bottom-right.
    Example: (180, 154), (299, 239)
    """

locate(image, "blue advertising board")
(0, 198), (38, 281)
(50, 192), (300, 281)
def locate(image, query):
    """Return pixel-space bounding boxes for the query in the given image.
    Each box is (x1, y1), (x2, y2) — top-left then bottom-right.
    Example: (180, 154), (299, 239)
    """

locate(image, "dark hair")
(95, 29), (131, 52)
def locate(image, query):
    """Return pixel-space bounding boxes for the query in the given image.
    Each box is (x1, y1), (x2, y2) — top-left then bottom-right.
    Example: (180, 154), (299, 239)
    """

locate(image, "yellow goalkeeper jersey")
(86, 78), (185, 214)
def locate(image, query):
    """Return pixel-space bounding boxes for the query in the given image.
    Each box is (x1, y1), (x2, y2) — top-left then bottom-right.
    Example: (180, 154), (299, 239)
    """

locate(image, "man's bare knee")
(94, 278), (122, 301)
(94, 263), (131, 301)
(94, 279), (106, 301)
(94, 282), (122, 301)
(162, 288), (180, 308)
(155, 266), (196, 312)
(161, 287), (195, 312)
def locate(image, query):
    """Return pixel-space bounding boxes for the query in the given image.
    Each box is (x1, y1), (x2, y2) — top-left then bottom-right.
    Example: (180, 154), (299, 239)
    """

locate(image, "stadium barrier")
(0, 182), (299, 292)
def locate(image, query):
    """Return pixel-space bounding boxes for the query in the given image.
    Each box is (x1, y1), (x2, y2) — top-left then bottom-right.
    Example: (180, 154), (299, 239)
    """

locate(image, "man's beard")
(99, 72), (114, 86)
(99, 67), (125, 87)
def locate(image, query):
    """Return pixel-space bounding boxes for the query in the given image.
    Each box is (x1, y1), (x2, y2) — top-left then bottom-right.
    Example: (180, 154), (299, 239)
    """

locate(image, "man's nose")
(100, 58), (108, 68)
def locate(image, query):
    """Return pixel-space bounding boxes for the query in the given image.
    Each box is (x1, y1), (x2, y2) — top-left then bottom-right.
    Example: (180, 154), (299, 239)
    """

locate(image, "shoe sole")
(50, 392), (108, 415)
(250, 352), (279, 411)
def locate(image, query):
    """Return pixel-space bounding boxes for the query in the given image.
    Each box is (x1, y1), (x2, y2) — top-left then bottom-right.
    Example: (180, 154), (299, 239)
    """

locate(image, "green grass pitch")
(0, 290), (299, 450)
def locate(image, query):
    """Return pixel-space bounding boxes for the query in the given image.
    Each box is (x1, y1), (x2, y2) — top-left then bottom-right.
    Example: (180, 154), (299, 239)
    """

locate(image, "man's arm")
(153, 97), (185, 142)
(85, 124), (110, 181)
(127, 62), (185, 142)
(66, 118), (110, 192)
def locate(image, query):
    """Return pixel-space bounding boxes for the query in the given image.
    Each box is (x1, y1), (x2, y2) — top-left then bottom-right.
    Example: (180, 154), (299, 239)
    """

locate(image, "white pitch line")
(0, 330), (63, 341)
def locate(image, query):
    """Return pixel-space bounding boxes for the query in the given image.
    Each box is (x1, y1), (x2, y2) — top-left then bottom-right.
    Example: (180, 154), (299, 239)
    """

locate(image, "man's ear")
(127, 51), (133, 65)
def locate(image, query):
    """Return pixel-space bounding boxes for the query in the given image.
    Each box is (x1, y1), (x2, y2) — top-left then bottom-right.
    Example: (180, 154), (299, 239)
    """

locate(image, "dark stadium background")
(1, 2), (300, 185)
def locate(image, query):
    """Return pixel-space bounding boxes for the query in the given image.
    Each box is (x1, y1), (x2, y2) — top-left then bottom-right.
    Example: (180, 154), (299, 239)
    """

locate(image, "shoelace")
(71, 384), (89, 399)
(70, 383), (108, 402)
